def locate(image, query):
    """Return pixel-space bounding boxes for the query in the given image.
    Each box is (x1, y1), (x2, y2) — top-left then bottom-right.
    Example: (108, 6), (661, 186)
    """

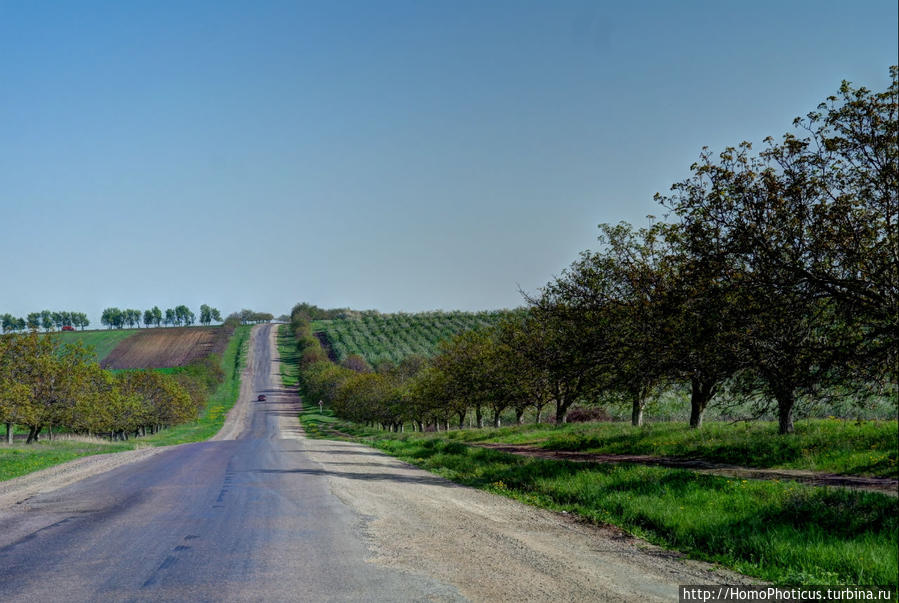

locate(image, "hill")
(57, 329), (137, 363)
(100, 326), (234, 369)
(312, 310), (513, 366)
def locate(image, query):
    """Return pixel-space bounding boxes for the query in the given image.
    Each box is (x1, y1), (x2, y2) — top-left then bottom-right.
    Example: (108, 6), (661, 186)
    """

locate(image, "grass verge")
(1, 325), (252, 480)
(299, 409), (898, 588)
(369, 419), (897, 478)
(277, 324), (299, 389)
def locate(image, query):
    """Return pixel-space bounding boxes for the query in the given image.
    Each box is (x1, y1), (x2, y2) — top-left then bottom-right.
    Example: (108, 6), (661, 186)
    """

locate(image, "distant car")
(257, 394), (266, 401)
(61, 325), (75, 331)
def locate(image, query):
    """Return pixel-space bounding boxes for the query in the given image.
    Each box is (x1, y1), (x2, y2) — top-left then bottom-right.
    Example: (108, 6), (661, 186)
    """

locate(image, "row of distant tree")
(1, 311), (91, 333)
(0, 304), (276, 333)
(100, 305), (222, 329)
(223, 309), (275, 326)
(294, 68), (897, 435)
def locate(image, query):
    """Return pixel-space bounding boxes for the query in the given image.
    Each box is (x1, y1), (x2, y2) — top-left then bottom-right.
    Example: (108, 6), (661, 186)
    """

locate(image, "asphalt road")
(0, 325), (460, 602)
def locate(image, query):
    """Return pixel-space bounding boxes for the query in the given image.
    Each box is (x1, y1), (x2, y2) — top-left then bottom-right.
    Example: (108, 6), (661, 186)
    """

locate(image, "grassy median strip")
(299, 408), (898, 588)
(0, 326), (251, 481)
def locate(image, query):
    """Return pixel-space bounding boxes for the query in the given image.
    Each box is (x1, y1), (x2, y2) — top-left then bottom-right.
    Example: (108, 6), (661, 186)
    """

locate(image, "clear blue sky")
(1, 0), (896, 324)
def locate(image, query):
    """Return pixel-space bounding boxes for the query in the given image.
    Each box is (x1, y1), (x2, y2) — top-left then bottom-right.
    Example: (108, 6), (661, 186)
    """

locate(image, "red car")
(257, 394), (266, 402)
(61, 325), (75, 331)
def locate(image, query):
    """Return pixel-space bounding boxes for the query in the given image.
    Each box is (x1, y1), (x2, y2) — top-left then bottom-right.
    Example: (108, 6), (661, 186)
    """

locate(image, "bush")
(565, 406), (612, 423)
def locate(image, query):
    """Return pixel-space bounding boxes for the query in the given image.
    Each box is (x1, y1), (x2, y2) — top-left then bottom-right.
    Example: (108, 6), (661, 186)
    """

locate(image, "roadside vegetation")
(299, 408), (898, 588)
(287, 70), (896, 438)
(406, 419), (897, 478)
(0, 325), (251, 480)
(285, 69), (898, 589)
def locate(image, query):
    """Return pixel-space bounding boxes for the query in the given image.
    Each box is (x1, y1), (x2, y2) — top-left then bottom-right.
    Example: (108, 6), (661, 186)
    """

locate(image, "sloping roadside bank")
(0, 325), (255, 509)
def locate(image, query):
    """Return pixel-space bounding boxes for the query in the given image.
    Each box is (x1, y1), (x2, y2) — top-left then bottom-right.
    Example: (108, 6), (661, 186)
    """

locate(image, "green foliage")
(1, 326), (251, 478)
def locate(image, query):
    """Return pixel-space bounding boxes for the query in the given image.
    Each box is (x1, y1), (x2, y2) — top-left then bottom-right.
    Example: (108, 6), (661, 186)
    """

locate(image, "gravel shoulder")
(276, 371), (756, 598)
(298, 436), (756, 602)
(0, 325), (261, 511)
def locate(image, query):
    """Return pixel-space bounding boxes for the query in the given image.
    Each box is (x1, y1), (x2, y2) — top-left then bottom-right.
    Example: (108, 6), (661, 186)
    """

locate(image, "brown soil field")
(100, 326), (234, 369)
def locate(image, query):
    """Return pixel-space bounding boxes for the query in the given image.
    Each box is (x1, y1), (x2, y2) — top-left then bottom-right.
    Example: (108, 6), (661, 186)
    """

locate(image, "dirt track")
(101, 326), (233, 369)
(473, 444), (899, 497)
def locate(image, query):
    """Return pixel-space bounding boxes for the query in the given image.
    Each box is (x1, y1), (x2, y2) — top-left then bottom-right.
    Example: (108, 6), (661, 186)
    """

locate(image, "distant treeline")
(1, 311), (91, 333)
(0, 305), (230, 333)
(224, 309), (274, 326)
(0, 331), (225, 444)
(291, 68), (897, 435)
(101, 304), (223, 329)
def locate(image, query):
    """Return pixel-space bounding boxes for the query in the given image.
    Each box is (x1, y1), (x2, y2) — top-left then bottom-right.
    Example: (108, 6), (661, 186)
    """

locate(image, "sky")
(1, 0), (896, 324)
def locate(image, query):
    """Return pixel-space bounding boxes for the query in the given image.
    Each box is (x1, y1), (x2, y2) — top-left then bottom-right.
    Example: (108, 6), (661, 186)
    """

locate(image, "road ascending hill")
(0, 324), (745, 601)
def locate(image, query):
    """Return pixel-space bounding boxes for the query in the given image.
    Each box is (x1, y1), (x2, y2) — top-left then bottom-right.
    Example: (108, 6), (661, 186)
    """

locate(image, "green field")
(1, 325), (251, 481)
(299, 409), (899, 588)
(57, 329), (137, 363)
(312, 310), (513, 365)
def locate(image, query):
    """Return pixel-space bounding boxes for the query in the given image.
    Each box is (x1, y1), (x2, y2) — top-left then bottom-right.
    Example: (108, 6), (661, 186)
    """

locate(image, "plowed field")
(100, 326), (233, 369)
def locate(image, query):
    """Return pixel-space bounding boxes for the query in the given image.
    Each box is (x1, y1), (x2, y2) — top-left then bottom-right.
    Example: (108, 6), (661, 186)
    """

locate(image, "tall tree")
(40, 310), (52, 332)
(200, 304), (212, 326)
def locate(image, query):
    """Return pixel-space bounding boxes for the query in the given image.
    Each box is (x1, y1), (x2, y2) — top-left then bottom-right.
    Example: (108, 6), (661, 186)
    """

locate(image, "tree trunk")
(689, 377), (714, 429)
(5, 423), (12, 445)
(492, 413), (501, 428)
(555, 400), (569, 424)
(458, 411), (466, 430)
(535, 404), (543, 424)
(515, 407), (525, 425)
(442, 420), (449, 431)
(776, 390), (795, 434)
(475, 405), (483, 429)
(631, 397), (644, 427)
(48, 424), (53, 441)
(26, 425), (40, 444)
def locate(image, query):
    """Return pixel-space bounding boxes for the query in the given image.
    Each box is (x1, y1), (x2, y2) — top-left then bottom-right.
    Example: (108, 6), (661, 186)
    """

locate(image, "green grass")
(1, 325), (252, 480)
(57, 329), (137, 362)
(277, 324), (299, 388)
(362, 419), (897, 478)
(300, 410), (898, 588)
(312, 310), (512, 365)
(0, 439), (134, 481)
